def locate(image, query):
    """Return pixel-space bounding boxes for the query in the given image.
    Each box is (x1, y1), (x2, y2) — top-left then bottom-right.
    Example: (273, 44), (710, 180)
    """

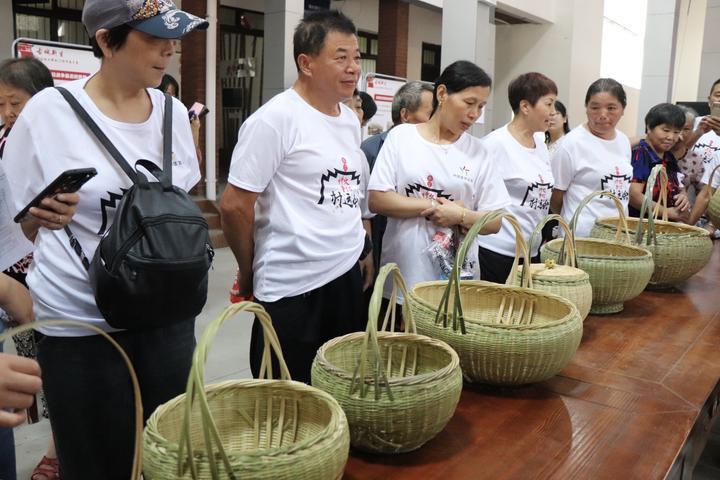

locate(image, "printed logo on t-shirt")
(520, 175), (553, 211)
(318, 157), (361, 209)
(692, 139), (720, 164)
(453, 165), (473, 183)
(405, 175), (452, 200)
(599, 167), (631, 201)
(98, 188), (129, 235)
(171, 151), (183, 167)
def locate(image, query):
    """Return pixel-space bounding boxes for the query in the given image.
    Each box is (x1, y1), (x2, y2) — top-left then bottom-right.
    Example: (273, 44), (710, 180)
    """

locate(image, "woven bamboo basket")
(407, 210), (583, 385)
(517, 214), (592, 320)
(541, 191), (654, 314)
(590, 165), (712, 288)
(703, 163), (720, 227)
(143, 302), (350, 480)
(0, 320), (144, 479)
(311, 263), (462, 454)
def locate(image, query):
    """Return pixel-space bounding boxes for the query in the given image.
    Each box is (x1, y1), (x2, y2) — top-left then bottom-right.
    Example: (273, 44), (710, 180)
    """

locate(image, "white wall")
(331, 0), (379, 32)
(672, 0), (706, 103)
(497, 0), (556, 23)
(407, 3), (442, 82)
(0, 2), (13, 60)
(698, 0), (720, 100)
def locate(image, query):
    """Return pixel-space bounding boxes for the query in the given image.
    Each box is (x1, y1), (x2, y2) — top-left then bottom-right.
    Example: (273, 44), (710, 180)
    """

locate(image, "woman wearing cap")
(2, 1), (208, 478)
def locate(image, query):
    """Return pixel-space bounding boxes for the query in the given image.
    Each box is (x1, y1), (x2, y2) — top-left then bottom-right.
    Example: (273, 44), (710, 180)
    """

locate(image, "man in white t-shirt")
(220, 10), (370, 383)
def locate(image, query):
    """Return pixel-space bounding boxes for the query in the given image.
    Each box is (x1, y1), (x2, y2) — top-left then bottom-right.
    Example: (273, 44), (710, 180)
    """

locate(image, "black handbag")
(57, 87), (214, 330)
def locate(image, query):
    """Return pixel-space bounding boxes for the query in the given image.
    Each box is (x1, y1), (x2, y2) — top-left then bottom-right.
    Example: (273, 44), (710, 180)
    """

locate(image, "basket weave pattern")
(519, 214), (592, 320)
(311, 264), (462, 454)
(409, 211), (583, 385)
(143, 302), (350, 479)
(590, 166), (712, 287)
(541, 192), (654, 314)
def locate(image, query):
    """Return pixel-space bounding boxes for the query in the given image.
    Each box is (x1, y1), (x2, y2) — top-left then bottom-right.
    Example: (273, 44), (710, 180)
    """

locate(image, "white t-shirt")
(551, 125), (632, 238)
(477, 126), (554, 256)
(368, 124), (510, 300)
(4, 78), (200, 337)
(700, 150), (720, 189)
(689, 129), (720, 171)
(228, 88), (365, 302)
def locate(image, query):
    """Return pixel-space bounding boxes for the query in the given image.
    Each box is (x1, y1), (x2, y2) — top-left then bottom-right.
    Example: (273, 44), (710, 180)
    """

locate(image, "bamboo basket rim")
(542, 236), (653, 260)
(518, 263), (590, 281)
(410, 280), (578, 331)
(145, 377), (345, 459)
(315, 331), (460, 386)
(594, 216), (711, 236)
(313, 263), (460, 396)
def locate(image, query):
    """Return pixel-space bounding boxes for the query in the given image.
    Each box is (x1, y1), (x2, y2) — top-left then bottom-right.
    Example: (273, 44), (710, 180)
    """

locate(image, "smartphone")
(711, 102), (720, 118)
(13, 168), (97, 223)
(188, 102), (209, 120)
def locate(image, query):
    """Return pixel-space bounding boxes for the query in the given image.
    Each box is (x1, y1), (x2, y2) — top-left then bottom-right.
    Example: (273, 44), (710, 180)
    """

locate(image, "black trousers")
(252, 263), (365, 384)
(37, 319), (195, 480)
(478, 246), (540, 284)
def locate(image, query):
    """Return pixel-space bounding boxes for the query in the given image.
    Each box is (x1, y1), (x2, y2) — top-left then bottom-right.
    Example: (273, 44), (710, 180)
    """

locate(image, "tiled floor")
(10, 246), (720, 479)
(12, 247), (254, 478)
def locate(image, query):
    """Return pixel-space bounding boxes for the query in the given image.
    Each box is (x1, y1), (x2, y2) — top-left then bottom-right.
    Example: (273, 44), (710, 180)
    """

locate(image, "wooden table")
(344, 243), (720, 480)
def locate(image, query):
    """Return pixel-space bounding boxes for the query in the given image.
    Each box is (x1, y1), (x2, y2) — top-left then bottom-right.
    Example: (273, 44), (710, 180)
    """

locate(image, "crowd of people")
(0, 4), (719, 479)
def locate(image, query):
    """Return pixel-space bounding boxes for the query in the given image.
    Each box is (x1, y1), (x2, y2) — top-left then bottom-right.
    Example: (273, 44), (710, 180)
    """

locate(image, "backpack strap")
(55, 87), (174, 272)
(56, 87), (138, 182)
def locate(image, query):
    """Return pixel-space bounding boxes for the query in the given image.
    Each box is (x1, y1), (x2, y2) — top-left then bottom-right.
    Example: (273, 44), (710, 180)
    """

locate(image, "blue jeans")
(37, 319), (196, 480)
(0, 324), (17, 480)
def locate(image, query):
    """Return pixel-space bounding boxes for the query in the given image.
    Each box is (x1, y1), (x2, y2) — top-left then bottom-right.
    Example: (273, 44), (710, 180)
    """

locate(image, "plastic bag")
(425, 228), (476, 280)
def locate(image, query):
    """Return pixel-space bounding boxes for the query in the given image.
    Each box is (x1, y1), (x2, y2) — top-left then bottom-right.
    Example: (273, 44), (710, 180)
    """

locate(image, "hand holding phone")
(711, 102), (720, 118)
(188, 102), (209, 121)
(14, 168), (96, 223)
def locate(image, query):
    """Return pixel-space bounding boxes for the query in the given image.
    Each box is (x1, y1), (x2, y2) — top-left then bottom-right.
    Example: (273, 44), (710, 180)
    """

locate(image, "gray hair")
(676, 104), (698, 121)
(391, 81), (434, 125)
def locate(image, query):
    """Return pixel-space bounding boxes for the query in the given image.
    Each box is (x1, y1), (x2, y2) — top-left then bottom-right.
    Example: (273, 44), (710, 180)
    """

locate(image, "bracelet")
(460, 208), (467, 226)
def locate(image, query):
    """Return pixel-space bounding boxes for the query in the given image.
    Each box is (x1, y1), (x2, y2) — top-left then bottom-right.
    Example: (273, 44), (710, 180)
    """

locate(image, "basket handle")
(701, 163), (720, 204)
(435, 210), (531, 334)
(635, 165), (668, 246)
(0, 321), (143, 480)
(178, 302), (290, 480)
(571, 190), (630, 244)
(521, 214), (578, 286)
(351, 263), (415, 401)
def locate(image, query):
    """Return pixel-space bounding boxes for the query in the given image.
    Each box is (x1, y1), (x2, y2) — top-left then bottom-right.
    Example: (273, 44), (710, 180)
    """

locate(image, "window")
(421, 43), (441, 83)
(358, 30), (378, 75)
(600, 0), (647, 89)
(13, 0), (88, 45)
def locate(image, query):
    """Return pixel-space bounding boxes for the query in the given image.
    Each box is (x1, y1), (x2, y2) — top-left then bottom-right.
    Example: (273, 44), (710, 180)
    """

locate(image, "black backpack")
(57, 87), (214, 330)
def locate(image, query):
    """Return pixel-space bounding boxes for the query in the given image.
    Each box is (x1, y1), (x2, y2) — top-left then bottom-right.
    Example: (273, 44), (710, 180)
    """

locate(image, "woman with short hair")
(3, 1), (208, 477)
(477, 72), (558, 283)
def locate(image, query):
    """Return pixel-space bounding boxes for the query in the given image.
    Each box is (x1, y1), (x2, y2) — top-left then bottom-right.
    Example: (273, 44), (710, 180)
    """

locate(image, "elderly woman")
(368, 60), (510, 301)
(477, 72), (557, 283)
(550, 78), (633, 237)
(3, 1), (207, 478)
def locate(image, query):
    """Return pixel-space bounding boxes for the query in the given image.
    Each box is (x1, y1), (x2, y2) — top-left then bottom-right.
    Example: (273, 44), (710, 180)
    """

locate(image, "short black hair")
(585, 78), (627, 108)
(431, 60), (492, 115)
(545, 99), (570, 144)
(0, 57), (54, 96)
(711, 78), (720, 95)
(508, 72), (558, 114)
(89, 24), (133, 58)
(359, 91), (377, 121)
(293, 10), (356, 72)
(158, 74), (179, 97)
(644, 103), (686, 131)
